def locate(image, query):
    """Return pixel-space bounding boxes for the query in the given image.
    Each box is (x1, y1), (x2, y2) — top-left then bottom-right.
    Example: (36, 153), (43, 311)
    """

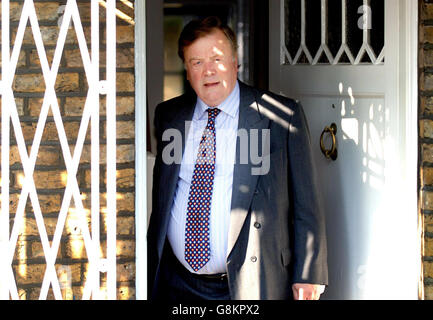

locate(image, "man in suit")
(148, 16), (328, 301)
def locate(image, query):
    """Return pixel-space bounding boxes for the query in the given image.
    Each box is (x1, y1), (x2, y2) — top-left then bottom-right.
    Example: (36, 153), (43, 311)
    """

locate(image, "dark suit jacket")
(147, 81), (328, 300)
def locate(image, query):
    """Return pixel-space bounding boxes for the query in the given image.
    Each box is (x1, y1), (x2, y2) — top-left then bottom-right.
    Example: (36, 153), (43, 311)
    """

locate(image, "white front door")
(269, 0), (419, 299)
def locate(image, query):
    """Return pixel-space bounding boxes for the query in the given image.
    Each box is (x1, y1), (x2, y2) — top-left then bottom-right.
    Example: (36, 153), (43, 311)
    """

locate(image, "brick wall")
(421, 0), (433, 301)
(1, 0), (135, 299)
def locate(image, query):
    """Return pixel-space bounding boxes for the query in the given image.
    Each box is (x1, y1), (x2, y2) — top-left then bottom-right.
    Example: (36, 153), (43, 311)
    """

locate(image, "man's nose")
(203, 61), (216, 76)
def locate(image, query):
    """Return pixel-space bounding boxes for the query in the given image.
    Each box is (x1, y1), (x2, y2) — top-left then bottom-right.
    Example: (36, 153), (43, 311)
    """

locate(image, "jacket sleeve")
(151, 104), (163, 220)
(147, 103), (163, 295)
(287, 101), (328, 286)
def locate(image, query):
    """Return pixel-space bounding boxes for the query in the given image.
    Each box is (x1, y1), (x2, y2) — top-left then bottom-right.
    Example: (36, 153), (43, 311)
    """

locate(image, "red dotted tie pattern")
(185, 107), (221, 272)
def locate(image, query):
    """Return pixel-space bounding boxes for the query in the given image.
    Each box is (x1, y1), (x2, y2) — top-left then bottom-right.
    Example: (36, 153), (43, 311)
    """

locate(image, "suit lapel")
(227, 82), (270, 258)
(156, 83), (270, 260)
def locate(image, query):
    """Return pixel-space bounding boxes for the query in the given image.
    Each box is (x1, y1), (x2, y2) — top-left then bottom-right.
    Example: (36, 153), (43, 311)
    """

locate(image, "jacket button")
(251, 256), (257, 263)
(254, 222), (261, 229)
(254, 189), (259, 194)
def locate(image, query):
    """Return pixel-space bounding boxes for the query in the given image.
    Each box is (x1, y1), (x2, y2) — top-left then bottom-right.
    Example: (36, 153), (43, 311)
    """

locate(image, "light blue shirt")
(167, 81), (240, 274)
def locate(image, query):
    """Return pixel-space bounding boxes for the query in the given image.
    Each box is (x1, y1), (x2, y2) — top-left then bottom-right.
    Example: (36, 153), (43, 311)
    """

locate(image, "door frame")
(134, 0), (420, 300)
(135, 0), (147, 300)
(269, 0), (420, 298)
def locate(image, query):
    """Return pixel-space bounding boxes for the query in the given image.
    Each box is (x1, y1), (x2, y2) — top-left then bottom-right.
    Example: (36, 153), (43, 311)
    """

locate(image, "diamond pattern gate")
(0, 0), (117, 299)
(283, 0), (384, 65)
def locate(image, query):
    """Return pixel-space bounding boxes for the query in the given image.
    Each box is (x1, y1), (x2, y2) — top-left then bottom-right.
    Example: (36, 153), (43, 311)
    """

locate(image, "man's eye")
(193, 61), (201, 66)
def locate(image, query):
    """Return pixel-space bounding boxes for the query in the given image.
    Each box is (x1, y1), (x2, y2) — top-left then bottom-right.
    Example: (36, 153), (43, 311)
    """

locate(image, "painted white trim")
(402, 0), (420, 299)
(105, 0), (117, 300)
(135, 0), (147, 300)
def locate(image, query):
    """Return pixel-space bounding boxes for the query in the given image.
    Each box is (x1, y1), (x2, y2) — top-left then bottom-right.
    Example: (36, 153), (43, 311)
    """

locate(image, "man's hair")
(178, 16), (238, 62)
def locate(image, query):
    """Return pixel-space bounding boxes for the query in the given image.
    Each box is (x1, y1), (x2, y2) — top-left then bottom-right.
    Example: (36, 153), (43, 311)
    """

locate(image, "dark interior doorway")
(162, 0), (269, 102)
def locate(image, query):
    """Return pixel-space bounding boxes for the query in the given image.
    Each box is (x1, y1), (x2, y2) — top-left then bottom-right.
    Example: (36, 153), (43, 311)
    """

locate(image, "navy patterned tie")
(185, 107), (221, 272)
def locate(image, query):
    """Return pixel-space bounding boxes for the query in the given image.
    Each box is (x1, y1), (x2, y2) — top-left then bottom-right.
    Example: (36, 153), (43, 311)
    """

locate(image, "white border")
(135, 0), (147, 300)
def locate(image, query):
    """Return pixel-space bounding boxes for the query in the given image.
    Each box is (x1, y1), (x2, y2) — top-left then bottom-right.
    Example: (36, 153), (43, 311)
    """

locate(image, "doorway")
(269, 0), (419, 299)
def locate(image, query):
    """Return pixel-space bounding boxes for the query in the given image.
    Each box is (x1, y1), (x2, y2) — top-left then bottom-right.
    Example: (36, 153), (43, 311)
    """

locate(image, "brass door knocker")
(320, 123), (338, 161)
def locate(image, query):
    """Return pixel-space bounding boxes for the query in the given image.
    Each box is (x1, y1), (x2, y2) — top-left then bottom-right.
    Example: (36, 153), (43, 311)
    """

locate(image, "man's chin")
(197, 89), (223, 105)
(201, 96), (225, 107)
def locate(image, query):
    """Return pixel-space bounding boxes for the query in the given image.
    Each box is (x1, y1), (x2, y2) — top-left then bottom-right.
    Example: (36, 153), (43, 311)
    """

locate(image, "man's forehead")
(185, 36), (232, 59)
(188, 51), (224, 61)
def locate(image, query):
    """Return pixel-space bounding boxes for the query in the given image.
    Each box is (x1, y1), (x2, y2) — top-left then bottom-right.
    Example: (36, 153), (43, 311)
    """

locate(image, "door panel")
(270, 0), (418, 299)
(302, 94), (386, 299)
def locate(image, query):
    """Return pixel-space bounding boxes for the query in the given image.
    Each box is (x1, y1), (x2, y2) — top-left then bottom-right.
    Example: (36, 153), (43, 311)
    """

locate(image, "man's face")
(183, 29), (238, 107)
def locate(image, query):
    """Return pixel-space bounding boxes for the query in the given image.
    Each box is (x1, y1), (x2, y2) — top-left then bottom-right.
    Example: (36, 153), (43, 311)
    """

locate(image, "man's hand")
(292, 283), (325, 300)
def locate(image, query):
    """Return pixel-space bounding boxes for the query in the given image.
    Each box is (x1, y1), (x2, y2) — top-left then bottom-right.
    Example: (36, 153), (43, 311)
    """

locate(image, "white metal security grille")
(283, 0), (385, 65)
(0, 0), (117, 299)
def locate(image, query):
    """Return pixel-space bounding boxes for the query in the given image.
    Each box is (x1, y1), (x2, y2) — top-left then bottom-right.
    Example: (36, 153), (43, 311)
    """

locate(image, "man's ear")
(234, 56), (239, 72)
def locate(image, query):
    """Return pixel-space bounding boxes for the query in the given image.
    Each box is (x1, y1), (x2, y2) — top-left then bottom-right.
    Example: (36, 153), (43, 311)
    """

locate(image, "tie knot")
(207, 107), (221, 120)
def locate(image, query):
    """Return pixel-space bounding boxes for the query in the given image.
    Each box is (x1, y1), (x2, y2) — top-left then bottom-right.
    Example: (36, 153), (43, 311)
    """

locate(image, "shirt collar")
(195, 80), (239, 120)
